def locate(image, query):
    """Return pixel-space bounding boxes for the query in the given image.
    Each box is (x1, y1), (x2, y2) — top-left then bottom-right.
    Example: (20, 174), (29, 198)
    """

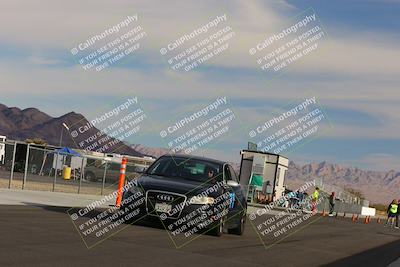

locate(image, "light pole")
(55, 123), (70, 191)
(59, 123), (70, 147)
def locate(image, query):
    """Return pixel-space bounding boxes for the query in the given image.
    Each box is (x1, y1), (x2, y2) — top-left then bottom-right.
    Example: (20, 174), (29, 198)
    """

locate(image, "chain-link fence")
(0, 140), (149, 195)
(0, 141), (25, 189)
(315, 178), (361, 205)
(0, 141), (15, 189)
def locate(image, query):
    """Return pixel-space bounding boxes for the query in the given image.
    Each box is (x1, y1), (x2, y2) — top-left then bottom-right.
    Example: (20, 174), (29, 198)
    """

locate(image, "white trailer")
(239, 150), (289, 203)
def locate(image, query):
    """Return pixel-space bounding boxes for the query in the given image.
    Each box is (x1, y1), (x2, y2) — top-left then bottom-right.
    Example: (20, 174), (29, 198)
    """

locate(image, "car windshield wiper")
(179, 176), (204, 183)
(150, 172), (206, 183)
(150, 173), (174, 178)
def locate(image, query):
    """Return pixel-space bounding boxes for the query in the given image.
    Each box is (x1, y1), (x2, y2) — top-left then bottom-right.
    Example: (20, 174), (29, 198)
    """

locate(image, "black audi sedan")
(121, 154), (247, 236)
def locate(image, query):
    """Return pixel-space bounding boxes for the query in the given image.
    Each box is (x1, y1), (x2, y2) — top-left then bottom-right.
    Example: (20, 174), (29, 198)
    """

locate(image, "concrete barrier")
(361, 206), (376, 216)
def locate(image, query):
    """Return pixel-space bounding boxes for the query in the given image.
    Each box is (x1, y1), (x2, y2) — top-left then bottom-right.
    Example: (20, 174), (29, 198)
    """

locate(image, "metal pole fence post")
(101, 162), (107, 196)
(9, 142), (17, 189)
(53, 152), (59, 192)
(22, 144), (30, 190)
(78, 157), (84, 194)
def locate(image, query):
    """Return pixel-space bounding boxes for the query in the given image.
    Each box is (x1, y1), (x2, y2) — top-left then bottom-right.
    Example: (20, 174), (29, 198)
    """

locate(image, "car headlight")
(123, 184), (144, 199)
(188, 196), (215, 205)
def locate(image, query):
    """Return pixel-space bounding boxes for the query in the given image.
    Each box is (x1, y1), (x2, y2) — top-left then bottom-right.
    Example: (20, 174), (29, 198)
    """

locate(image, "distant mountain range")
(0, 103), (142, 156)
(286, 161), (400, 204)
(0, 103), (397, 204)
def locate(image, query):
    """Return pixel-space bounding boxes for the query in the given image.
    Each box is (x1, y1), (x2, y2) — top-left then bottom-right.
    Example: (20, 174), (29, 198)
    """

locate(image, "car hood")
(136, 174), (224, 197)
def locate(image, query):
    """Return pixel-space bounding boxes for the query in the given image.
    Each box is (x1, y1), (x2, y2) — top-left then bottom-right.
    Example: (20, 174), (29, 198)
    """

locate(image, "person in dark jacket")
(329, 192), (335, 216)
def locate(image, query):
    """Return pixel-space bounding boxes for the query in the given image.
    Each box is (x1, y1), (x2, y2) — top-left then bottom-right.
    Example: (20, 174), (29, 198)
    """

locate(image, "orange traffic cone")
(377, 217), (381, 224)
(364, 216), (369, 224)
(322, 209), (327, 216)
(352, 214), (356, 222)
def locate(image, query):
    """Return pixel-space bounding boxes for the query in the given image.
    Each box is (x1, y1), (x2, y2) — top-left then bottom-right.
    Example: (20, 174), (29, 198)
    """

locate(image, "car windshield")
(146, 156), (222, 183)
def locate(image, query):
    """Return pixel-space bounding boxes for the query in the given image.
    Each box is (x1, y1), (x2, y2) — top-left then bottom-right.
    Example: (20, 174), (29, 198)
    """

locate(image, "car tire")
(85, 172), (96, 182)
(209, 218), (224, 237)
(228, 216), (245, 235)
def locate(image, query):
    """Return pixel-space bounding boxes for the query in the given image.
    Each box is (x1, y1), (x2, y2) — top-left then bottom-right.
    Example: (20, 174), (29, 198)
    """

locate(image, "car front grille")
(145, 190), (187, 219)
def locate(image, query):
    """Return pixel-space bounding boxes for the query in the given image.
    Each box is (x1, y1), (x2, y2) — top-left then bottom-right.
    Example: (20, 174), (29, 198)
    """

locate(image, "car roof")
(160, 154), (226, 166)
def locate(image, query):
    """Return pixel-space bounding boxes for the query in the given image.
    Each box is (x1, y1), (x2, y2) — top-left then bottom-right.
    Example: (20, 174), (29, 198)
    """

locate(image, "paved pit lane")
(0, 205), (399, 267)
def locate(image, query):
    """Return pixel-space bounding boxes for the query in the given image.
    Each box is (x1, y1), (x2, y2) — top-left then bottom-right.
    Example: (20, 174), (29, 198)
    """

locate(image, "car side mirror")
(227, 180), (239, 187)
(135, 167), (146, 174)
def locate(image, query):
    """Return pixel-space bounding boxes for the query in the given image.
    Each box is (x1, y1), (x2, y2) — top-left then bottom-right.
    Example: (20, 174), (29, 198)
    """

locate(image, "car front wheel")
(209, 217), (224, 237)
(228, 216), (245, 235)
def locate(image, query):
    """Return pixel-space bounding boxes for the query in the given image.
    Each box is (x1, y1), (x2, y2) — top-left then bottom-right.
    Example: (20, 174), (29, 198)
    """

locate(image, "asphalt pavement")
(1, 205), (399, 267)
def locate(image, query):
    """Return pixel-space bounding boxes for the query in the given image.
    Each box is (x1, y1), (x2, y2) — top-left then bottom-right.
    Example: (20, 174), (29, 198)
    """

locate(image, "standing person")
(288, 191), (295, 208)
(311, 187), (319, 214)
(385, 199), (398, 228)
(329, 192), (336, 216)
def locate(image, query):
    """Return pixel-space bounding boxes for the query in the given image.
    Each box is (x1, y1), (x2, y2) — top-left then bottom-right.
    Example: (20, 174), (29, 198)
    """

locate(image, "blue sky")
(1, 0), (399, 171)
